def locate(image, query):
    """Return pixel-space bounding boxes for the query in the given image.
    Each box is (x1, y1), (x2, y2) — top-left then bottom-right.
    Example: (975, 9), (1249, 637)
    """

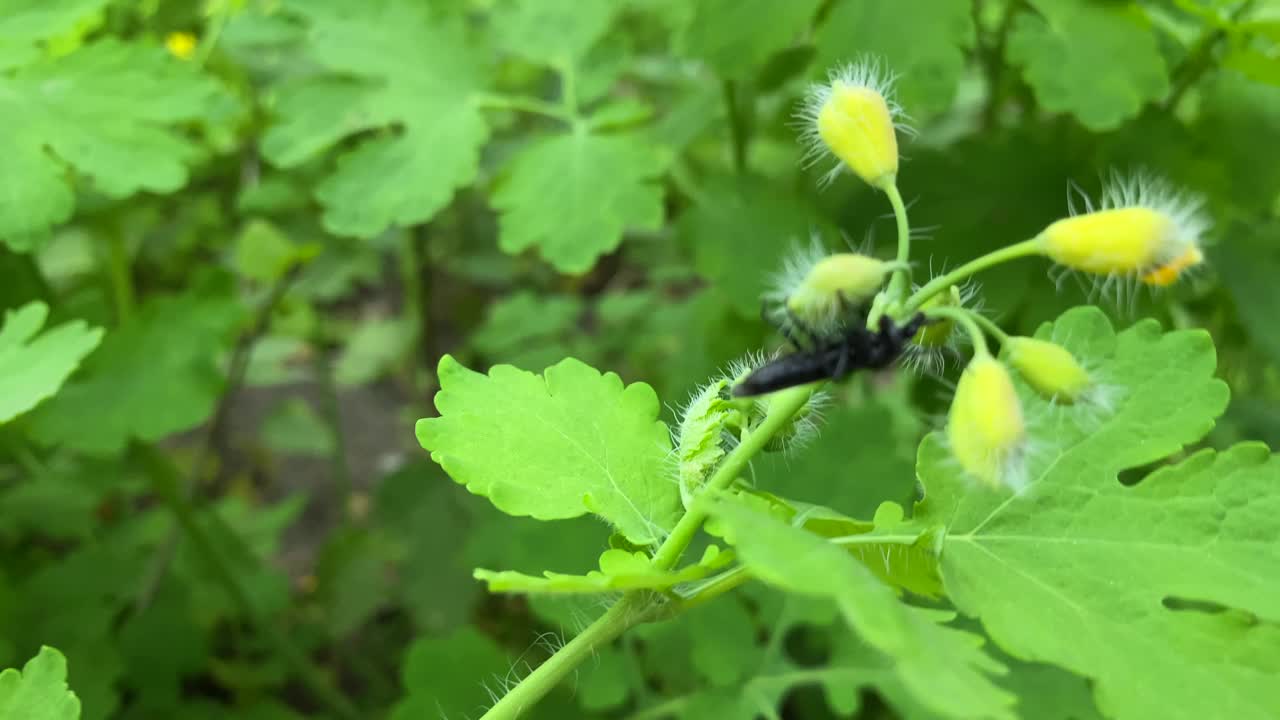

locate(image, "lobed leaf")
(492, 131), (667, 274)
(1006, 0), (1169, 130)
(417, 356), (682, 545)
(0, 302), (102, 424)
(0, 40), (219, 250)
(264, 0), (489, 237)
(711, 500), (1016, 720)
(916, 306), (1280, 720)
(0, 646), (81, 720)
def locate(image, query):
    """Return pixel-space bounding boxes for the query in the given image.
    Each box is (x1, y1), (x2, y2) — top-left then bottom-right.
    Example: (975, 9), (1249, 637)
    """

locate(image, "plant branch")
(1165, 0), (1258, 111)
(480, 386), (816, 718)
(902, 238), (1042, 314)
(650, 385), (815, 571)
(884, 182), (913, 304)
(925, 305), (991, 356)
(104, 230), (135, 324)
(132, 442), (360, 720)
(134, 267), (300, 611)
(480, 596), (649, 720)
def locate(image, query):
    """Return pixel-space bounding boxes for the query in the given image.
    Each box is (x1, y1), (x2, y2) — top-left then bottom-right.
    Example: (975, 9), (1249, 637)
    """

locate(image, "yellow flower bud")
(947, 355), (1025, 488)
(165, 32), (198, 60)
(799, 59), (907, 190)
(1006, 337), (1090, 403)
(785, 253), (895, 322)
(1034, 173), (1207, 284)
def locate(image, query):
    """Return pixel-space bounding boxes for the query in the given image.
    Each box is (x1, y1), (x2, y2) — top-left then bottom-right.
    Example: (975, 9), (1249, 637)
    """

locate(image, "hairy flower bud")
(947, 355), (1025, 488)
(786, 253), (896, 323)
(1034, 173), (1207, 284)
(799, 59), (907, 190)
(1006, 337), (1090, 403)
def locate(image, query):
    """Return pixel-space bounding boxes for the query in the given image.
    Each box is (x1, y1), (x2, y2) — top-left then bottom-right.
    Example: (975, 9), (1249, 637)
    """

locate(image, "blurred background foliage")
(0, 0), (1278, 717)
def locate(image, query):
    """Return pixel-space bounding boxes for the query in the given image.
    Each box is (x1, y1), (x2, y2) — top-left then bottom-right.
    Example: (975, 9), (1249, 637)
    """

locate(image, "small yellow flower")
(798, 59), (908, 190)
(1005, 337), (1090, 403)
(947, 355), (1026, 489)
(166, 31), (198, 60)
(1035, 173), (1208, 285)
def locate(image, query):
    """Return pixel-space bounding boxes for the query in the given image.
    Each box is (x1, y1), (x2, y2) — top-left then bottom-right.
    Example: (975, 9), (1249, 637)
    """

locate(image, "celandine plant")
(417, 59), (1278, 720)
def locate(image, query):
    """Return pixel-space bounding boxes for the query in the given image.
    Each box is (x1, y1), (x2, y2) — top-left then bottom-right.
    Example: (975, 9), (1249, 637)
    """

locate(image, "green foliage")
(0, 647), (80, 720)
(914, 307), (1278, 720)
(0, 302), (102, 424)
(0, 36), (219, 249)
(417, 355), (680, 544)
(711, 501), (1015, 720)
(263, 0), (489, 237)
(1007, 0), (1169, 130)
(3, 1), (1280, 719)
(493, 132), (667, 273)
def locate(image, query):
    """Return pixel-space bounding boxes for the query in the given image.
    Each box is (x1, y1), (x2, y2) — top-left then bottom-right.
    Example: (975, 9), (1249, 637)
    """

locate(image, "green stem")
(926, 306), (991, 357)
(902, 238), (1042, 314)
(673, 566), (751, 610)
(722, 80), (750, 173)
(883, 182), (912, 303)
(481, 386), (815, 719)
(967, 310), (1011, 344)
(133, 442), (360, 720)
(480, 597), (646, 720)
(650, 385), (814, 571)
(105, 231), (135, 324)
(475, 93), (574, 122)
(195, 0), (231, 66)
(1164, 0), (1257, 111)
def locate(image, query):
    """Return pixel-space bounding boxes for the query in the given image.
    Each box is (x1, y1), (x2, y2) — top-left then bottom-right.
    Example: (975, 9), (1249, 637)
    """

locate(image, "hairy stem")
(480, 596), (647, 720)
(903, 238), (1042, 314)
(481, 386), (815, 718)
(927, 306), (991, 357)
(133, 442), (360, 720)
(650, 385), (814, 571)
(884, 181), (912, 303)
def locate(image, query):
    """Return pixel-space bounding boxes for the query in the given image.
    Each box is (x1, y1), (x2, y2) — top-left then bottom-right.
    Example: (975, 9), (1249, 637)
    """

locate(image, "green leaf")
(260, 398), (334, 456)
(333, 316), (414, 387)
(391, 628), (508, 720)
(915, 307), (1280, 720)
(493, 131), (666, 274)
(417, 356), (681, 544)
(0, 647), (81, 720)
(1006, 0), (1169, 130)
(470, 291), (584, 371)
(0, 0), (110, 69)
(263, 0), (489, 237)
(680, 0), (823, 78)
(490, 0), (618, 64)
(710, 501), (1015, 719)
(0, 302), (102, 424)
(680, 175), (825, 317)
(475, 545), (729, 594)
(0, 40), (219, 250)
(814, 0), (974, 117)
(1212, 218), (1280, 366)
(26, 285), (242, 454)
(232, 219), (314, 283)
